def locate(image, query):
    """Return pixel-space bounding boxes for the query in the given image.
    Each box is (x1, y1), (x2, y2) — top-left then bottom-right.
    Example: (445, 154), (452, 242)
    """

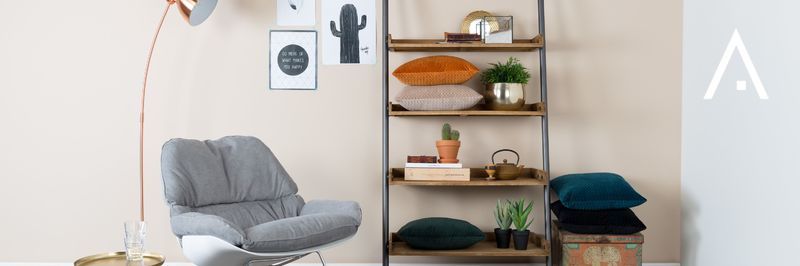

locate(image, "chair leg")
(315, 251), (327, 266)
(247, 254), (303, 266)
(241, 252), (324, 266)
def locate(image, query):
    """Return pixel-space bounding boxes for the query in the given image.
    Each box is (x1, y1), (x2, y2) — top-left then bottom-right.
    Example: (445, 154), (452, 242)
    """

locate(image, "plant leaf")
(480, 57), (531, 84)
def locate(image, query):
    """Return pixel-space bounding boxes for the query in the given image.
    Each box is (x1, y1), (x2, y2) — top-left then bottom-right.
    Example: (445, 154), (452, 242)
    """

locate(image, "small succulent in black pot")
(509, 198), (534, 250)
(493, 200), (513, 248)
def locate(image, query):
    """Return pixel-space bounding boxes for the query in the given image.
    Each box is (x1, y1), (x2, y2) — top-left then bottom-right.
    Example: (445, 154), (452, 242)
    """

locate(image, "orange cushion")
(393, 56), (479, 86)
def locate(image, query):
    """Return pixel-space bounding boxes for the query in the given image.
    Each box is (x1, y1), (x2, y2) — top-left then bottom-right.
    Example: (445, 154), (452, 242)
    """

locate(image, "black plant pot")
(512, 229), (530, 250)
(494, 228), (512, 249)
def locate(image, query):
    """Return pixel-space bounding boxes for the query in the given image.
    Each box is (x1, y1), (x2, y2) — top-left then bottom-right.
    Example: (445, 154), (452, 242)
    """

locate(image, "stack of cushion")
(393, 56), (482, 111)
(550, 172), (647, 235)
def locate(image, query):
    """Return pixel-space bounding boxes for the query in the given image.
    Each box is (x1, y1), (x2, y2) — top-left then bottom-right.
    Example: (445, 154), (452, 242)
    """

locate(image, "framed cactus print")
(322, 0), (376, 65)
(270, 30), (317, 90)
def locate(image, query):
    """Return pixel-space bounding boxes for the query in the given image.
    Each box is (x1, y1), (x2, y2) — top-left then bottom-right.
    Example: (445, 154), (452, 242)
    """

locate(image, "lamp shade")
(177, 0), (218, 26)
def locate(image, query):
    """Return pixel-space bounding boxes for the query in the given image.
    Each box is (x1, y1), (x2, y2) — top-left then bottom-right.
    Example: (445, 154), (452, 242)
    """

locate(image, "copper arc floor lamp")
(139, 0), (217, 222)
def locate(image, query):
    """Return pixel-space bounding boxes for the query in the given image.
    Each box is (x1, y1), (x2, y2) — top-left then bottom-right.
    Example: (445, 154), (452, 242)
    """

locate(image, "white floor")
(0, 263), (680, 266)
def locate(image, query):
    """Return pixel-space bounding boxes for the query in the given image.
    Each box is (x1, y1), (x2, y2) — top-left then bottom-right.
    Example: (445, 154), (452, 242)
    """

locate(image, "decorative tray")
(74, 252), (165, 266)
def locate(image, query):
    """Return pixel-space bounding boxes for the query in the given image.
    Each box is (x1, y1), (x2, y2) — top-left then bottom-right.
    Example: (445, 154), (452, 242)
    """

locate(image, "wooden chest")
(553, 222), (644, 266)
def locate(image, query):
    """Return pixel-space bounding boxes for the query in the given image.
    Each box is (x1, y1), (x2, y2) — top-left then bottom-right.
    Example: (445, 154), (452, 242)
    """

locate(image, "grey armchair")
(161, 136), (361, 266)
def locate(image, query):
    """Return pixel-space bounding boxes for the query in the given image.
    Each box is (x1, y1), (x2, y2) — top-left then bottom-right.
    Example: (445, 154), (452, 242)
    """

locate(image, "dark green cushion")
(550, 172), (646, 210)
(397, 217), (485, 250)
(551, 201), (646, 234)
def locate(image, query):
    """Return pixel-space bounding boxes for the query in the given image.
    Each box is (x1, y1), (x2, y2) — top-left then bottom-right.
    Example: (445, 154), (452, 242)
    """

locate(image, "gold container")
(74, 252), (165, 266)
(485, 83), (526, 111)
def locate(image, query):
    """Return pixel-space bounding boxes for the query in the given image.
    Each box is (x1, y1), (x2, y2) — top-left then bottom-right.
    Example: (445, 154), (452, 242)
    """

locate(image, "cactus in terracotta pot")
(436, 123), (461, 163)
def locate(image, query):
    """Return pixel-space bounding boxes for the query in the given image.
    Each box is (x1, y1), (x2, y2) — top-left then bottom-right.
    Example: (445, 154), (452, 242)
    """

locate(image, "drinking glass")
(485, 164), (497, 180)
(124, 220), (146, 261)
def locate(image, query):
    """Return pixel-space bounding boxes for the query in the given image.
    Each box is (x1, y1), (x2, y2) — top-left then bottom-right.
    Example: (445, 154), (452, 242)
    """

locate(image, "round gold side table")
(74, 252), (165, 266)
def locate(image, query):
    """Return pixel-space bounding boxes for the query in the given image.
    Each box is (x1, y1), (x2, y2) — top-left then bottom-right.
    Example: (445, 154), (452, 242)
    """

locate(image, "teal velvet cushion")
(550, 173), (646, 210)
(397, 217), (485, 250)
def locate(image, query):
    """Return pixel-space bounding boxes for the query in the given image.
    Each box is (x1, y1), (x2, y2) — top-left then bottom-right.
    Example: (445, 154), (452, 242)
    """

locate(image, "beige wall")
(0, 0), (680, 263)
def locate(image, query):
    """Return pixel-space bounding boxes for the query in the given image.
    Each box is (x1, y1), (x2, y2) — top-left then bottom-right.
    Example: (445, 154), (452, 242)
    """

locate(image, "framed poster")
(277, 0), (315, 26)
(483, 16), (513, 44)
(322, 0), (376, 65)
(270, 30), (317, 90)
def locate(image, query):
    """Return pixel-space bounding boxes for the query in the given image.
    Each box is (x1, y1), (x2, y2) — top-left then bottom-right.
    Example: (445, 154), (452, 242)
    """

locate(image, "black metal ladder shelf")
(381, 1), (552, 265)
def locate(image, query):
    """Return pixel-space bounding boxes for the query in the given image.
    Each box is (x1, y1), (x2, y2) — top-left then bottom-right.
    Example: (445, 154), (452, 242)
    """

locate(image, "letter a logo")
(704, 29), (769, 100)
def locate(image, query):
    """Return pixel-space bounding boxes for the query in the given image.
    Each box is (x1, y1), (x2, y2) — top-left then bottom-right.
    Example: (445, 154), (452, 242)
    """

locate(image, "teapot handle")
(492, 149), (520, 165)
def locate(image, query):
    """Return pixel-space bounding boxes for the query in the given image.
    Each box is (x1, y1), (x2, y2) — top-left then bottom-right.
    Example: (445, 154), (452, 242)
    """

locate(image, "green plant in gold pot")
(481, 57), (531, 111)
(436, 123), (460, 163)
(508, 197), (534, 250)
(493, 200), (513, 249)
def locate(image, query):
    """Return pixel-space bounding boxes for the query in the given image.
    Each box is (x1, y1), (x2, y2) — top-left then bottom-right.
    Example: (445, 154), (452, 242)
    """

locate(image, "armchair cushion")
(161, 136), (299, 208)
(300, 200), (362, 224)
(243, 209), (361, 252)
(192, 195), (305, 230)
(171, 212), (246, 246)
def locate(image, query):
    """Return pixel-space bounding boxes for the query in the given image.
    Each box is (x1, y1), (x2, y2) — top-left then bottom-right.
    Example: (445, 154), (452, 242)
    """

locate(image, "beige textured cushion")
(395, 85), (482, 111)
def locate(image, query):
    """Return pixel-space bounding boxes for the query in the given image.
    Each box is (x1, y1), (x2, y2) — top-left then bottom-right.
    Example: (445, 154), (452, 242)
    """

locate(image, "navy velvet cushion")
(397, 217), (485, 250)
(550, 172), (646, 210)
(551, 201), (646, 235)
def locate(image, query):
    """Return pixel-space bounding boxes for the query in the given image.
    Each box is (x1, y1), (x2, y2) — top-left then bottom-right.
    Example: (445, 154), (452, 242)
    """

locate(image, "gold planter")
(485, 83), (525, 110)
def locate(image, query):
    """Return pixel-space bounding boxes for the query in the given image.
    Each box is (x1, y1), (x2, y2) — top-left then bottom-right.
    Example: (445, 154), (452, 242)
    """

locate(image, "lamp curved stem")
(140, 2), (174, 222)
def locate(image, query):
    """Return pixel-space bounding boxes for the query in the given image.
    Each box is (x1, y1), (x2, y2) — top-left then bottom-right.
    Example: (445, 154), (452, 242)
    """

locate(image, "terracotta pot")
(436, 140), (461, 163)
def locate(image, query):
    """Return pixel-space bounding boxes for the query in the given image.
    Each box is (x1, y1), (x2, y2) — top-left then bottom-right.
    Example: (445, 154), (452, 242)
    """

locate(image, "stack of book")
(443, 32), (481, 43)
(404, 161), (470, 181)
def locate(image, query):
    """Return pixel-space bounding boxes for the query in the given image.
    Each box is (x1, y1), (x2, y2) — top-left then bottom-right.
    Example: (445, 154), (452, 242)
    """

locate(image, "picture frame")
(322, 0), (377, 65)
(277, 0), (316, 26)
(483, 16), (513, 44)
(269, 30), (318, 90)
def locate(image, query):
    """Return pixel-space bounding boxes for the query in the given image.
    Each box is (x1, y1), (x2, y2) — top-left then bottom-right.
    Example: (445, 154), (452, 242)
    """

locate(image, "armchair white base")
(181, 235), (354, 266)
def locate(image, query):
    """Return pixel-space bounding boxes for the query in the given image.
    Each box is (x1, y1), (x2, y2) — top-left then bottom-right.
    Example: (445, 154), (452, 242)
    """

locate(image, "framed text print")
(270, 30), (317, 90)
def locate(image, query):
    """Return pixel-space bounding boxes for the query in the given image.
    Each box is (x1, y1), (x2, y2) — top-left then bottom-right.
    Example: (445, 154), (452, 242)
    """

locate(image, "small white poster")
(270, 30), (317, 90)
(322, 0), (376, 65)
(277, 0), (316, 26)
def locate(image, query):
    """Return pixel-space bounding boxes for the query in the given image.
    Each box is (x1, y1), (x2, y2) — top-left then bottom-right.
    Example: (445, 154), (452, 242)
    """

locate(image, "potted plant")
(480, 57), (531, 111)
(493, 200), (513, 248)
(509, 198), (534, 250)
(436, 123), (460, 163)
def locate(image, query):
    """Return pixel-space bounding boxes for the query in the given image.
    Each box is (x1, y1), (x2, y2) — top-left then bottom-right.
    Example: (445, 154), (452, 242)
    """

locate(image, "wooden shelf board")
(389, 168), (548, 187)
(388, 35), (544, 52)
(389, 232), (550, 257)
(389, 102), (545, 117)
